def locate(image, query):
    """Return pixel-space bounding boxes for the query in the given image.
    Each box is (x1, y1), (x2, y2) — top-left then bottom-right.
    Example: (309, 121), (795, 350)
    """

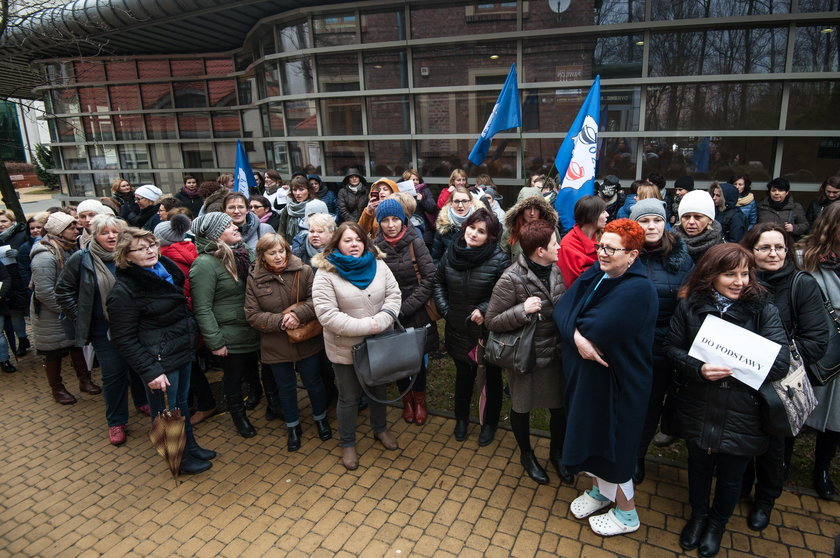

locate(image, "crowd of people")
(2, 167), (839, 556)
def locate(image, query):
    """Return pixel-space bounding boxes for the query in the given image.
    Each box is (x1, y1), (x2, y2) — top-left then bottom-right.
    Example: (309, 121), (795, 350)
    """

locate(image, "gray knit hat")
(630, 198), (667, 222)
(190, 212), (232, 242)
(154, 214), (191, 246)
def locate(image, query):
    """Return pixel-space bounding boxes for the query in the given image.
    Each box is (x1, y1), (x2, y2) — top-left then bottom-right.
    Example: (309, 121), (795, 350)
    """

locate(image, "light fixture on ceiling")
(489, 55), (499, 60)
(635, 40), (645, 46)
(820, 27), (834, 34)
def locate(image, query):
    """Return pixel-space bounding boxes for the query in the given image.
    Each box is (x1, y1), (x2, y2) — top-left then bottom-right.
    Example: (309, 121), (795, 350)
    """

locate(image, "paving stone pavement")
(1, 353), (839, 558)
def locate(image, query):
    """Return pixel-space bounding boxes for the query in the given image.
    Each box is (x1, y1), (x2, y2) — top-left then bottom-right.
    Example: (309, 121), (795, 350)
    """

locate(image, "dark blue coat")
(553, 260), (658, 483)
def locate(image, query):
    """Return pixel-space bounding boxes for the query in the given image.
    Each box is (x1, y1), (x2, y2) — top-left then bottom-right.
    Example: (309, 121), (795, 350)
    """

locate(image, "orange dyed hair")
(603, 218), (645, 252)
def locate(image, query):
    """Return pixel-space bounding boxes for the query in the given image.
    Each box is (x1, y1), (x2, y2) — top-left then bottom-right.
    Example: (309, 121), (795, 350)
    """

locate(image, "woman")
(557, 195), (608, 288)
(156, 195), (183, 223)
(434, 209), (510, 446)
(174, 175), (204, 218)
(553, 219), (657, 537)
(128, 184), (163, 231)
(806, 175), (840, 226)
(111, 177), (139, 218)
(372, 199), (439, 426)
(710, 182), (747, 243)
(265, 170), (289, 213)
(336, 168), (369, 224)
(757, 177), (809, 241)
(487, 219), (570, 485)
(0, 262), (15, 372)
(0, 209), (32, 355)
(738, 223), (829, 524)
(401, 169), (437, 247)
(665, 243), (789, 556)
(293, 212), (335, 266)
(249, 195), (280, 232)
(245, 234), (331, 451)
(500, 194), (559, 263)
(30, 213), (101, 404)
(312, 222), (402, 470)
(359, 178), (396, 239)
(309, 174), (338, 216)
(436, 169), (468, 209)
(672, 190), (725, 263)
(189, 212), (261, 438)
(731, 173), (758, 229)
(277, 176), (317, 242)
(629, 199), (694, 484)
(56, 215), (149, 445)
(252, 171), (265, 196)
(431, 186), (483, 264)
(107, 228), (214, 475)
(798, 202), (840, 500)
(224, 192), (274, 251)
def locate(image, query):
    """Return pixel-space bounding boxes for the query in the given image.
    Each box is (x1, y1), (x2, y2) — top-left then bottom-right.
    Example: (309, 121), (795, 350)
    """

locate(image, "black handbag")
(352, 308), (427, 404)
(483, 269), (538, 375)
(790, 271), (840, 386)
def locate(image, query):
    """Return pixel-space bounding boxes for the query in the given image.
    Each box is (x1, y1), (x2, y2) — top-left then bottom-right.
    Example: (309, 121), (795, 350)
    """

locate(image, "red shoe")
(108, 425), (126, 446)
(136, 404), (151, 417)
(413, 391), (428, 425)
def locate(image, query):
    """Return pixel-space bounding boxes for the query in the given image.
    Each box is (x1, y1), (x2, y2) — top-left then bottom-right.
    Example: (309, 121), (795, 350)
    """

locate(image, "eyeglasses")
(452, 199), (471, 206)
(128, 243), (158, 253)
(249, 204), (264, 210)
(754, 245), (787, 254)
(594, 243), (632, 256)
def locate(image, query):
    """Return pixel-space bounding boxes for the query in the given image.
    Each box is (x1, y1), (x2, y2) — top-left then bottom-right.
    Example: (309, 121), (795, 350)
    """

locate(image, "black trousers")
(510, 408), (566, 456)
(743, 435), (786, 507)
(687, 443), (752, 526)
(453, 358), (501, 426)
(638, 361), (675, 456)
(220, 351), (259, 399)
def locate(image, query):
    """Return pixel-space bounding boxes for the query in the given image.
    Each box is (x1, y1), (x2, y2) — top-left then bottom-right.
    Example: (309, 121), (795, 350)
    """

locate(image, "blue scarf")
(327, 251), (377, 289)
(145, 261), (173, 284)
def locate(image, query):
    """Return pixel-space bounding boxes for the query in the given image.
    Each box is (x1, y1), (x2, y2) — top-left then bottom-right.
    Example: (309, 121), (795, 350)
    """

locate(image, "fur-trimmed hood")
(310, 246), (387, 272)
(435, 199), (486, 236)
(503, 194), (559, 231)
(647, 234), (693, 274)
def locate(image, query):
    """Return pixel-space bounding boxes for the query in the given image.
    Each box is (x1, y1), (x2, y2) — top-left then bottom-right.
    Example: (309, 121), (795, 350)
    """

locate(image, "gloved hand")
(5, 248), (18, 259)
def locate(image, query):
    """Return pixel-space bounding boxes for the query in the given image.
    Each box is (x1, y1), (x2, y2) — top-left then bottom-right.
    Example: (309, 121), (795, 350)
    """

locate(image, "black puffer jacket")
(337, 185), (369, 224)
(106, 257), (198, 383)
(0, 222), (31, 310)
(664, 291), (790, 456)
(55, 246), (103, 346)
(433, 241), (510, 362)
(373, 225), (439, 353)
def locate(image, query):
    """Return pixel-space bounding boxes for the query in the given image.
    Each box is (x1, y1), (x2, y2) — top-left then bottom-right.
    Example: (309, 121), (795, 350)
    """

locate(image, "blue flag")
(468, 64), (521, 166)
(553, 76), (601, 232)
(233, 139), (256, 199)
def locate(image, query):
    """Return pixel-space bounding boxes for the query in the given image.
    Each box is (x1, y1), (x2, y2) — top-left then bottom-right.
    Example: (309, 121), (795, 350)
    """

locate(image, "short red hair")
(603, 218), (645, 252)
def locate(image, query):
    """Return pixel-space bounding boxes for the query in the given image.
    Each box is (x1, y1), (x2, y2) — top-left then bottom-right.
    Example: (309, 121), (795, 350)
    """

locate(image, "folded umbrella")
(148, 390), (186, 486)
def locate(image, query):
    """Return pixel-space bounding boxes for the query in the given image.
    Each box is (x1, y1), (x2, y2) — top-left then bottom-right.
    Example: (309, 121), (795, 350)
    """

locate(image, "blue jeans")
(0, 315), (9, 362)
(91, 334), (132, 427)
(143, 362), (193, 436)
(270, 352), (328, 428)
(9, 310), (27, 339)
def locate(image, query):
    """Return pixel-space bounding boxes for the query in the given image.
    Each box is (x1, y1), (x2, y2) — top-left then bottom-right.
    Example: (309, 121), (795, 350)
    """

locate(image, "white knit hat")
(678, 190), (716, 221)
(134, 184), (163, 202)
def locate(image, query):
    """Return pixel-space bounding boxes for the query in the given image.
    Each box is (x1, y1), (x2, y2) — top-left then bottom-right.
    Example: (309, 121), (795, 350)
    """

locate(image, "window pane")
(415, 91), (511, 135)
(363, 51), (408, 90)
(55, 117), (85, 143)
(317, 54), (359, 92)
(109, 85), (140, 111)
(649, 27), (788, 77)
(208, 80), (237, 106)
(137, 60), (170, 79)
(264, 63), (281, 97)
(787, 81), (840, 129)
(83, 115), (113, 141)
(600, 138), (639, 181)
(113, 114), (145, 140)
(51, 89), (80, 114)
(61, 146), (88, 169)
(241, 108), (260, 137)
(181, 143), (215, 168)
(238, 76), (255, 105)
(272, 141), (323, 176)
(417, 139), (473, 179)
(798, 0), (840, 10)
(600, 87), (641, 132)
(260, 104), (285, 136)
(781, 138), (840, 182)
(213, 112), (242, 138)
(145, 114), (177, 139)
(173, 81), (208, 108)
(523, 36), (644, 82)
(651, 0), (790, 19)
(216, 142), (237, 169)
(411, 4), (517, 39)
(793, 25), (839, 72)
(141, 83), (172, 109)
(285, 100), (317, 136)
(68, 174), (94, 197)
(324, 140), (365, 175)
(243, 140), (268, 170)
(369, 141), (411, 177)
(361, 10), (404, 43)
(78, 87), (108, 112)
(88, 145), (119, 170)
(73, 61), (106, 82)
(646, 82), (783, 131)
(106, 61), (137, 81)
(641, 137), (776, 182)
(151, 144), (182, 169)
(171, 59), (204, 77)
(278, 20), (311, 52)
(260, 26), (276, 56)
(178, 113), (211, 139)
(205, 59), (234, 75)
(413, 43), (515, 88)
(118, 144), (151, 169)
(320, 98), (362, 135)
(280, 57), (315, 95)
(367, 96), (410, 134)
(314, 13), (357, 47)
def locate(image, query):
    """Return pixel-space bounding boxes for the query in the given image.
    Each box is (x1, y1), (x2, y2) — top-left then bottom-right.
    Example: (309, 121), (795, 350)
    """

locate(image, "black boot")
(243, 381), (262, 411)
(549, 451), (574, 484)
(14, 337), (30, 357)
(185, 431), (217, 461)
(477, 424), (497, 447)
(747, 504), (771, 531)
(264, 391), (284, 422)
(679, 515), (707, 550)
(315, 419), (332, 441)
(454, 419), (469, 441)
(520, 451), (549, 485)
(633, 457), (646, 485)
(698, 522), (725, 558)
(179, 452), (212, 475)
(814, 469), (836, 500)
(287, 424), (302, 452)
(227, 397), (256, 438)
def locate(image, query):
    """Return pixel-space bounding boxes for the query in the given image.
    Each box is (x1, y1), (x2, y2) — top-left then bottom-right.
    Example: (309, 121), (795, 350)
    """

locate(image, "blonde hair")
(307, 213), (336, 232)
(90, 214), (124, 238)
(448, 169), (467, 187)
(636, 183), (662, 201)
(32, 211), (50, 225)
(0, 209), (16, 223)
(388, 192), (416, 217)
(111, 177), (130, 194)
(114, 228), (158, 269)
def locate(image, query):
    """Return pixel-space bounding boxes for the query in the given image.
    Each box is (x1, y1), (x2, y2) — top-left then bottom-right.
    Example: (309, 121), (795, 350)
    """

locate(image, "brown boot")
(45, 359), (76, 405)
(401, 392), (415, 423)
(413, 391), (428, 425)
(70, 348), (101, 395)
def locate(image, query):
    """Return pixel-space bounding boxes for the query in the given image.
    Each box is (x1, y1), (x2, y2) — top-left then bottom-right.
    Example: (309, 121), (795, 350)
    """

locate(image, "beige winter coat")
(311, 250), (402, 365)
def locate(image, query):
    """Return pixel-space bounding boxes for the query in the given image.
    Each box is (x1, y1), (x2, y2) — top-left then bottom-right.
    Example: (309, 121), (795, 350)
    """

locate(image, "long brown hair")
(800, 202), (840, 272)
(678, 243), (765, 300)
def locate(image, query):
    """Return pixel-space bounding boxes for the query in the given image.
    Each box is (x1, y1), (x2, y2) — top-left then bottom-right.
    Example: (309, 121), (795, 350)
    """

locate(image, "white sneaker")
(589, 509), (640, 536)
(570, 491), (611, 519)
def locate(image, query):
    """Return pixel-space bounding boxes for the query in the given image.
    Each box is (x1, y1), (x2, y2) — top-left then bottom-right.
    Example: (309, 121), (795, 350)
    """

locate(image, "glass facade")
(34, 1), (839, 199)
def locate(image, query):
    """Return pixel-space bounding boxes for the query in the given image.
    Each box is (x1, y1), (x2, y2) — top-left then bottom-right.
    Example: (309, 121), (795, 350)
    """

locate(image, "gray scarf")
(87, 239), (117, 320)
(447, 205), (474, 229)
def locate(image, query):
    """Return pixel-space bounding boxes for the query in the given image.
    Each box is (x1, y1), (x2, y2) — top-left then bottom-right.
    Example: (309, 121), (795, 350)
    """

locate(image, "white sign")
(688, 314), (782, 390)
(396, 179), (417, 197)
(0, 245), (15, 266)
